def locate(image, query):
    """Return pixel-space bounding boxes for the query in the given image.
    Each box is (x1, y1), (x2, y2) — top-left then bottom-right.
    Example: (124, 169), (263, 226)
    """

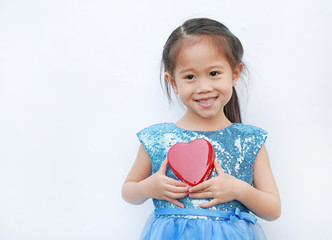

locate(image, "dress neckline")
(171, 123), (236, 133)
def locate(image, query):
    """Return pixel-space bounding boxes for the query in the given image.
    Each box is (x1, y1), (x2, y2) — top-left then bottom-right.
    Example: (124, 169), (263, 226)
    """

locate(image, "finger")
(165, 191), (188, 199)
(199, 199), (219, 208)
(165, 197), (184, 208)
(165, 185), (189, 194)
(214, 158), (224, 175)
(166, 177), (188, 187)
(158, 158), (168, 174)
(189, 181), (210, 193)
(189, 191), (213, 199)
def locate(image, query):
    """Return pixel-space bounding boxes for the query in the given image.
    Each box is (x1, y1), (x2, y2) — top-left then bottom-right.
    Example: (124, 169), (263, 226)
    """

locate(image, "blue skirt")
(140, 208), (267, 240)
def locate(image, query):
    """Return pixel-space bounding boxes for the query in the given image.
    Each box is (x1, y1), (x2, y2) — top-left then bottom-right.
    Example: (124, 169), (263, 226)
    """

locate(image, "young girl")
(122, 18), (281, 240)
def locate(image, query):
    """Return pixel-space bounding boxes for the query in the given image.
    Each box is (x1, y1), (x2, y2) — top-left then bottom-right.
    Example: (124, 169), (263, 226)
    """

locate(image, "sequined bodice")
(137, 123), (267, 215)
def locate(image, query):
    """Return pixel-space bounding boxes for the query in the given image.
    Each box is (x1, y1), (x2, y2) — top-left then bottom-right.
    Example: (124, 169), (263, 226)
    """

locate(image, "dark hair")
(161, 18), (246, 123)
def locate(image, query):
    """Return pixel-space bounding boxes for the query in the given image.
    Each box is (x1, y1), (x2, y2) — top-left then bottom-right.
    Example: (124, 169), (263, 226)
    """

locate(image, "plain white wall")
(0, 0), (331, 239)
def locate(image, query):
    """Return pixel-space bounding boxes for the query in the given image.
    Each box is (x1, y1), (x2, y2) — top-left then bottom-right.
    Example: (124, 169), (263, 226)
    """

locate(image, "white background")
(0, 0), (331, 239)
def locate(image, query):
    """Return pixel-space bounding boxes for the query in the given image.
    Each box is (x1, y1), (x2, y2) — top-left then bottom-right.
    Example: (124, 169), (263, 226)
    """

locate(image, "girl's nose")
(196, 78), (213, 93)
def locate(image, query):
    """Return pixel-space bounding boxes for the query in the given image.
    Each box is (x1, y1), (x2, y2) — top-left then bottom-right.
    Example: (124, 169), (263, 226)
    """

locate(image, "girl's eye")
(185, 75), (195, 80)
(210, 71), (219, 77)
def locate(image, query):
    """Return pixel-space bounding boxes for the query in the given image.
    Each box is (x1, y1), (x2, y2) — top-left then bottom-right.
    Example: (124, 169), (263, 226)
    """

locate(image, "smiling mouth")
(195, 97), (218, 103)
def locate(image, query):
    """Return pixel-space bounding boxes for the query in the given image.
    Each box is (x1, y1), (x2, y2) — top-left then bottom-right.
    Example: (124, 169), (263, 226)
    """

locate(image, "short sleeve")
(136, 123), (172, 174)
(136, 126), (155, 160)
(136, 123), (171, 163)
(252, 127), (268, 162)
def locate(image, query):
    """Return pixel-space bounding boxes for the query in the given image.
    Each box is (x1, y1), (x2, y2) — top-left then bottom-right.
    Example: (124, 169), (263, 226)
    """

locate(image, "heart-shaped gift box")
(167, 139), (216, 186)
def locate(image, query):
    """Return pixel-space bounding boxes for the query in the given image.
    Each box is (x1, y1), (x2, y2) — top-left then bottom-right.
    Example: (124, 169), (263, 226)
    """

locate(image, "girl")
(122, 18), (281, 240)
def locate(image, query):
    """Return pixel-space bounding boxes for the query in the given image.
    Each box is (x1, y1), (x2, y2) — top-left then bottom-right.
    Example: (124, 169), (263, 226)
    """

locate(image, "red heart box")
(167, 139), (216, 186)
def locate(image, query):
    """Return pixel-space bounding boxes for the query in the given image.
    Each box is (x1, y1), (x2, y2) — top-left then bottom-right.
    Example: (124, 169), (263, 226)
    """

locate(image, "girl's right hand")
(141, 159), (189, 208)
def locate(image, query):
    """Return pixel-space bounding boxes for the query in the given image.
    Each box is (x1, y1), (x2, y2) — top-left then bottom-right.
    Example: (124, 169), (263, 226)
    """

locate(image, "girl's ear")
(232, 63), (243, 87)
(165, 72), (178, 94)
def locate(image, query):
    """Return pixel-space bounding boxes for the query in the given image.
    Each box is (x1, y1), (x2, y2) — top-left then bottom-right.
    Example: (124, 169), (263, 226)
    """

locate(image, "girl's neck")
(175, 111), (232, 131)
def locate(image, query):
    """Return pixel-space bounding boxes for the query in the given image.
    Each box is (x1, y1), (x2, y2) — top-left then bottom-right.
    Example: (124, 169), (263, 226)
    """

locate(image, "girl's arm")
(189, 144), (281, 221)
(121, 144), (189, 208)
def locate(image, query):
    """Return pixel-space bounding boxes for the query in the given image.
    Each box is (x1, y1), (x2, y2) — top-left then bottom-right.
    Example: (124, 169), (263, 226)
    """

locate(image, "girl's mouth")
(196, 97), (217, 103)
(195, 97), (218, 108)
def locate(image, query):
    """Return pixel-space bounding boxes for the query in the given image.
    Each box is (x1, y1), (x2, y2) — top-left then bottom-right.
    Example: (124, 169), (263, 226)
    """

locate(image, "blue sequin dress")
(137, 123), (268, 240)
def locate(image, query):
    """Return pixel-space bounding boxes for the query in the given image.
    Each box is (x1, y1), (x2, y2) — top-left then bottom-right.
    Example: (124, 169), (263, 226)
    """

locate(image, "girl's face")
(166, 36), (242, 122)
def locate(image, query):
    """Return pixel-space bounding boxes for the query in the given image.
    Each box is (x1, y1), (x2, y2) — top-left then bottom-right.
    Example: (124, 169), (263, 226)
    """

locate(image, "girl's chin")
(195, 112), (222, 120)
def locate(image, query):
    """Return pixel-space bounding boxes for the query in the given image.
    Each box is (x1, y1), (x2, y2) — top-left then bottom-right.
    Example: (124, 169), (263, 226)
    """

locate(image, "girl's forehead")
(177, 36), (226, 57)
(176, 36), (226, 61)
(172, 38), (231, 74)
(180, 35), (219, 48)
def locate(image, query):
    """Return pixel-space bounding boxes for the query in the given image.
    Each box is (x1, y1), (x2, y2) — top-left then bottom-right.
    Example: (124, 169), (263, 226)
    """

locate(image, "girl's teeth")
(199, 98), (215, 103)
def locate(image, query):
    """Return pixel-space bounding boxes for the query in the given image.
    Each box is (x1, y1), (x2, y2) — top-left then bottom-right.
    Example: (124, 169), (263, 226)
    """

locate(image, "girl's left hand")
(188, 158), (243, 208)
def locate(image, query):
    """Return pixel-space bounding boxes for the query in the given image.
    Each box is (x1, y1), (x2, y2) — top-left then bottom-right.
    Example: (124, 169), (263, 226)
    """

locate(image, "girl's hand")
(188, 158), (243, 208)
(142, 159), (189, 208)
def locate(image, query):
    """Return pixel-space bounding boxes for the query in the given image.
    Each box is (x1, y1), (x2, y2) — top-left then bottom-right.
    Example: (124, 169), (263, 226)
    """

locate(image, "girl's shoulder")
(136, 123), (176, 155)
(231, 123), (268, 136)
(136, 122), (175, 137)
(232, 124), (268, 151)
(137, 122), (174, 131)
